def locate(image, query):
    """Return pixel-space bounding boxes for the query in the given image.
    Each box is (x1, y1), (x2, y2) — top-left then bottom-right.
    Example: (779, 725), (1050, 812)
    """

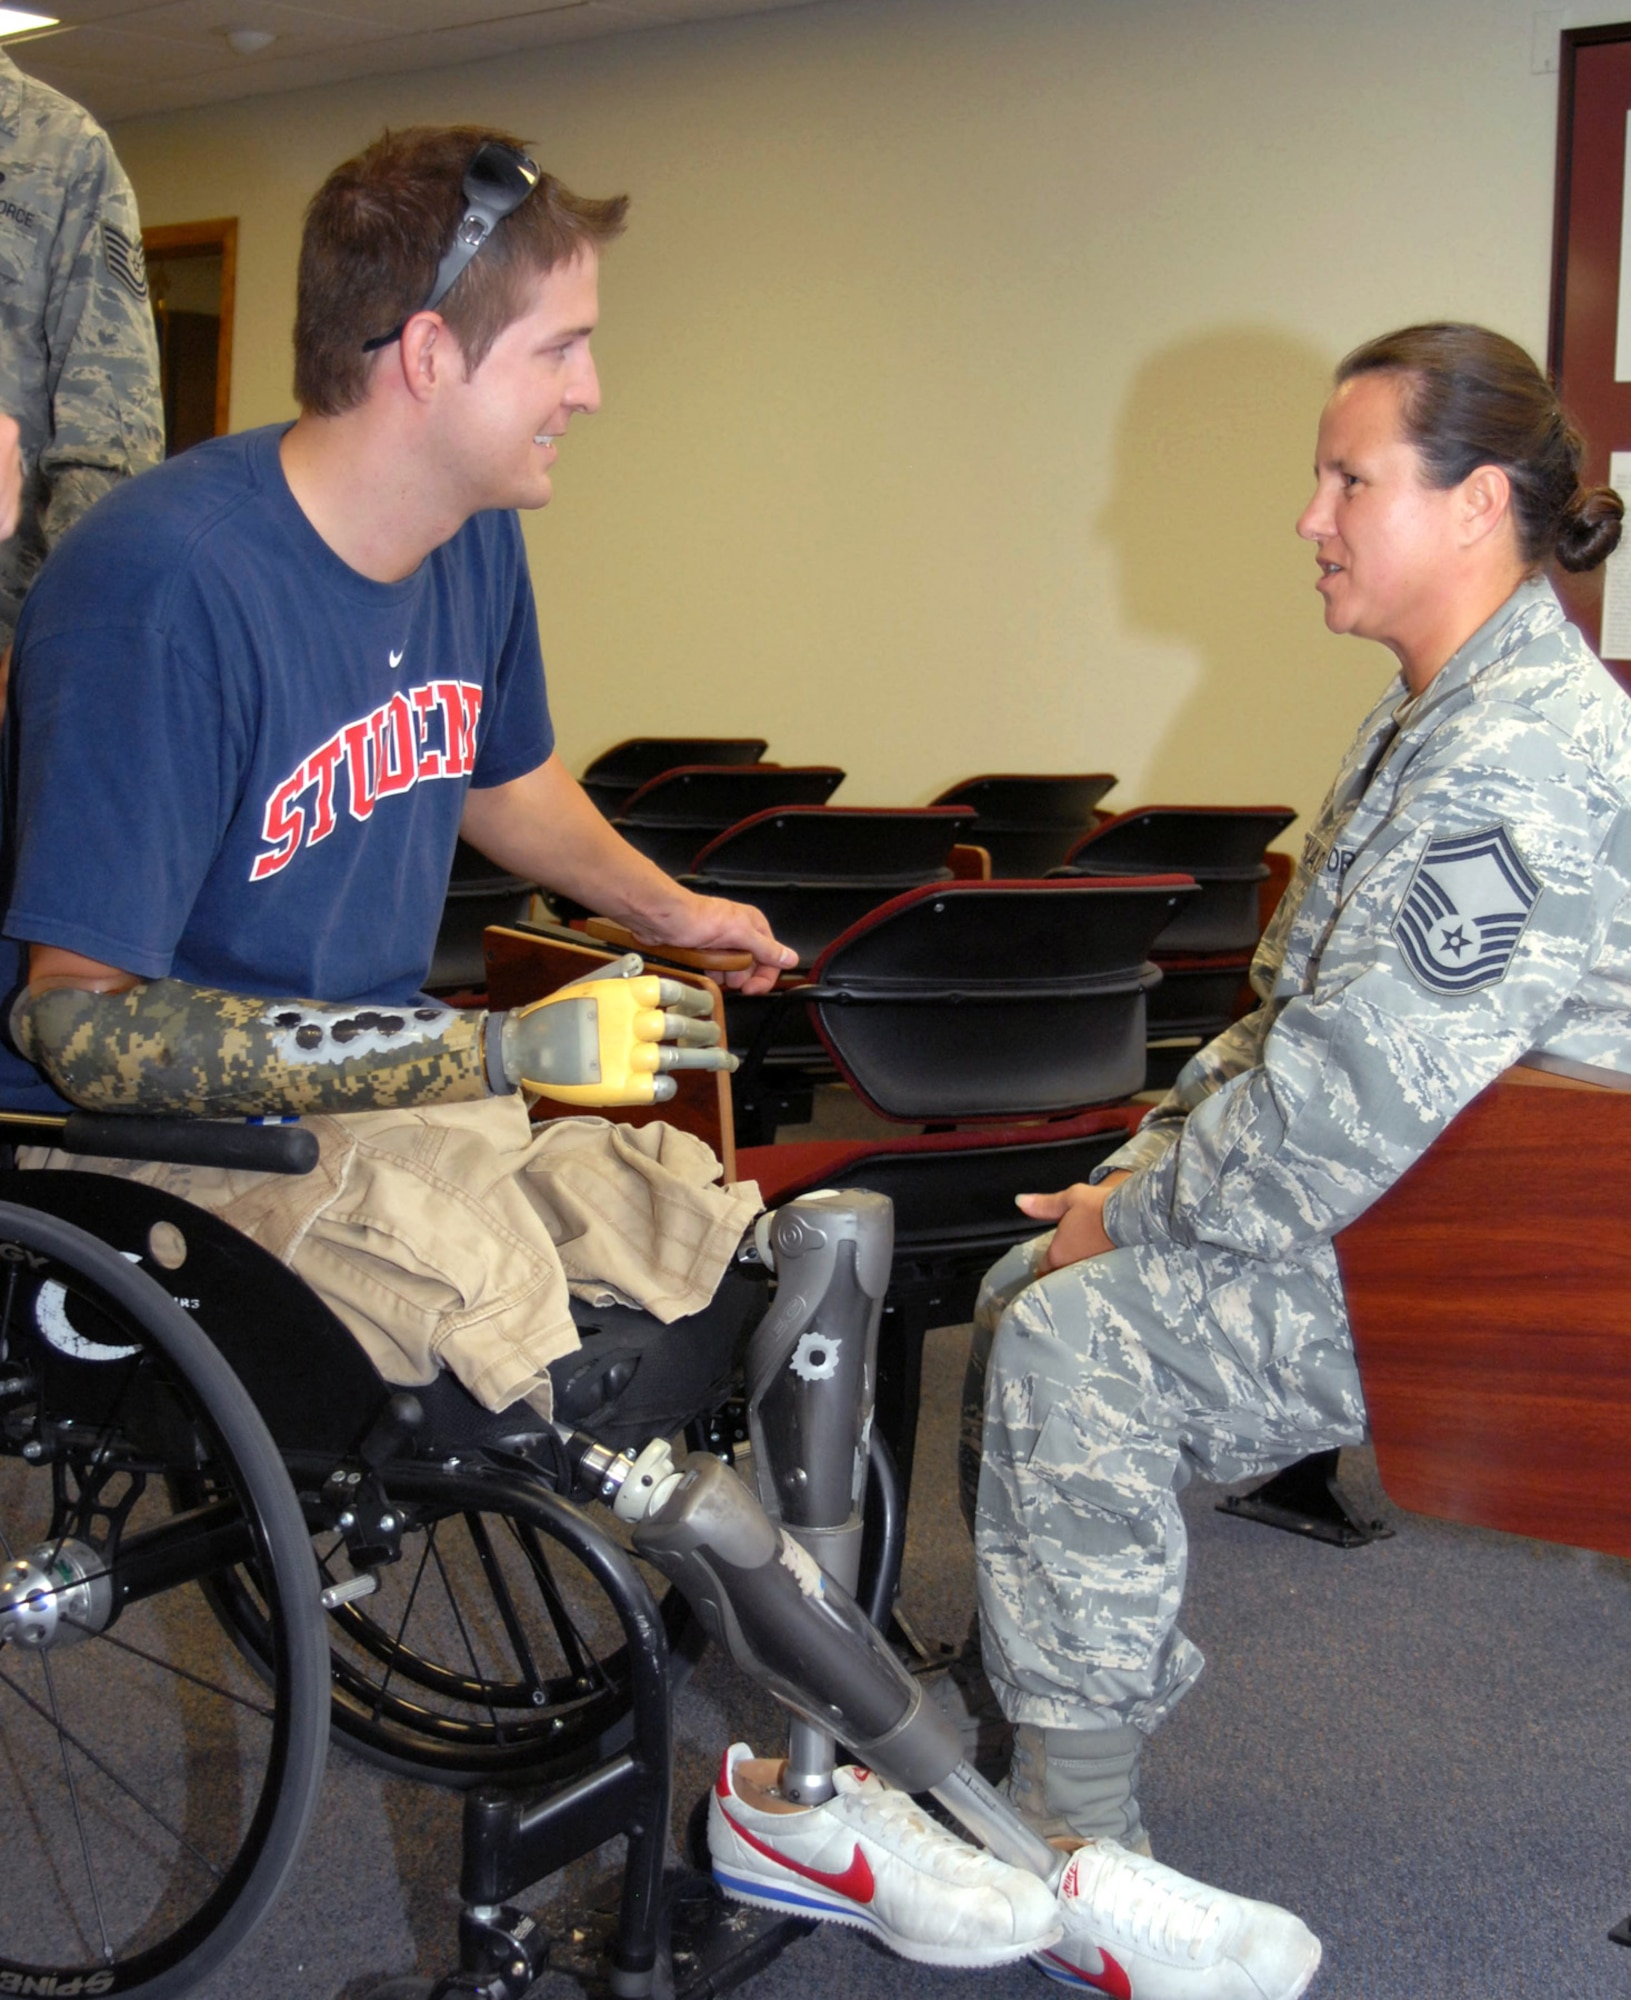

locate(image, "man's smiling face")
(435, 245), (602, 516)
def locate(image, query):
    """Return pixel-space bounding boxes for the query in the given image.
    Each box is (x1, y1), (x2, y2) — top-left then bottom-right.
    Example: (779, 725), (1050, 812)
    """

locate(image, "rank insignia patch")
(1394, 824), (1540, 995)
(102, 221), (147, 301)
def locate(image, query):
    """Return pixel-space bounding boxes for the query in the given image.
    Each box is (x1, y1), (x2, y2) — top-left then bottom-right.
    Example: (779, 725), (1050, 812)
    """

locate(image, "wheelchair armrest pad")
(0, 1110), (318, 1175)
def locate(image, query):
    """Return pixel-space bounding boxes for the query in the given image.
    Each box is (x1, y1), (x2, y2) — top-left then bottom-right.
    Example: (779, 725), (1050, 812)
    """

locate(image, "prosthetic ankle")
(1006, 1721), (1149, 1854)
(10, 955), (733, 1117)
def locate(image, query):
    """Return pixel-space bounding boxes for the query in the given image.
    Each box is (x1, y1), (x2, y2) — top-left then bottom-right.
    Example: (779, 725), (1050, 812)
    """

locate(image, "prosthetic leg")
(428, 1193), (1061, 2000)
(743, 1188), (890, 1805)
(581, 1190), (1061, 1881)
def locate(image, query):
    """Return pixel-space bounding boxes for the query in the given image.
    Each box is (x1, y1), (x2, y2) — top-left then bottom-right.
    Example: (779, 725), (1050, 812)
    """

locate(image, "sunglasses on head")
(362, 140), (541, 353)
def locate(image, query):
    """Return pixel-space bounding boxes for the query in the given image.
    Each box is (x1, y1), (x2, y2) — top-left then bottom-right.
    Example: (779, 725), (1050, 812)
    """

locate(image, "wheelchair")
(0, 1114), (933, 2000)
(0, 898), (1148, 2000)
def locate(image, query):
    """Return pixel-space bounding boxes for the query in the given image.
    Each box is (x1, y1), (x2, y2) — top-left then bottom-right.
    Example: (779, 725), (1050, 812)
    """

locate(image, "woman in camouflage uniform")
(969, 324), (1630, 1888)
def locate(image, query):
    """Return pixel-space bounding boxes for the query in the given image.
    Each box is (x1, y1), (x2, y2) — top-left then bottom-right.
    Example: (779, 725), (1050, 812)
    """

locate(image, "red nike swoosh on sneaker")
(1039, 1944), (1132, 1999)
(719, 1801), (877, 1904)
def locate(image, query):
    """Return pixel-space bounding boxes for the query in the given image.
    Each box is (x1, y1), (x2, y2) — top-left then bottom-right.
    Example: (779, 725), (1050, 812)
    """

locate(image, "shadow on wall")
(1099, 328), (1378, 818)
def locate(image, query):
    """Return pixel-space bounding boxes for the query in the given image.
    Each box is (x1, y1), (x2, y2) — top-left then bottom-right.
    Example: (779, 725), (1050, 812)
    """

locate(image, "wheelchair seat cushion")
(552, 1260), (767, 1450)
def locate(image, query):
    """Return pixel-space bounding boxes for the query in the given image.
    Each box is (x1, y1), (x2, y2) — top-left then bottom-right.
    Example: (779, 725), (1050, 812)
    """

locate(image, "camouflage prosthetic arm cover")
(9, 960), (734, 1118)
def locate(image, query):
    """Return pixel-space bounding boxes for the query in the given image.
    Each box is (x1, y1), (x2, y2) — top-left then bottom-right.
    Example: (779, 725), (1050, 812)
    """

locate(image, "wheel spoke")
(0, 1658), (226, 1884)
(90, 1623), (278, 1722)
(462, 1511), (546, 1701)
(362, 1515), (437, 1721)
(512, 1516), (612, 1693)
(37, 1649), (115, 1965)
(425, 1522), (511, 1741)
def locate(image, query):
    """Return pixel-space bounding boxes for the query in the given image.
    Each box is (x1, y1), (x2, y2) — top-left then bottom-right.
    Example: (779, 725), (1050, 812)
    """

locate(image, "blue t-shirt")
(0, 423), (554, 1109)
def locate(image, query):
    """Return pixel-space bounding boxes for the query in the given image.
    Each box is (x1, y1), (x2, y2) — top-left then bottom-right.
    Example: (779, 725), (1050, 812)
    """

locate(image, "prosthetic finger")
(651, 1045), (736, 1073)
(573, 951), (646, 985)
(652, 979), (715, 1017)
(649, 1009), (722, 1048)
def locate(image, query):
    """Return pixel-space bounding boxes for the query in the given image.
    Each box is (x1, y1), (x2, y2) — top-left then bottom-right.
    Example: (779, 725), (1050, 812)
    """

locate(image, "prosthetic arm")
(9, 953), (735, 1117)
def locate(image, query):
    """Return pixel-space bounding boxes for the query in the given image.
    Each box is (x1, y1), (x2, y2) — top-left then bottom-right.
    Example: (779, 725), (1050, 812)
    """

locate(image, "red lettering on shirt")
(436, 681), (481, 778)
(248, 679), (484, 882)
(413, 685), (446, 779)
(249, 771), (306, 882)
(457, 684), (483, 773)
(341, 717), (378, 822)
(303, 737), (347, 845)
(376, 694), (418, 799)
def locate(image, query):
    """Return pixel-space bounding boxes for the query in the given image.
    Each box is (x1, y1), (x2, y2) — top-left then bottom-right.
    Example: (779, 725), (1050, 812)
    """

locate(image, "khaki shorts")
(25, 1096), (761, 1420)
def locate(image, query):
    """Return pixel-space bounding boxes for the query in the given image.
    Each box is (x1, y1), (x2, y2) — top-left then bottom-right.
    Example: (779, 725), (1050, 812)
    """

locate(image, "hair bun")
(1556, 483), (1624, 573)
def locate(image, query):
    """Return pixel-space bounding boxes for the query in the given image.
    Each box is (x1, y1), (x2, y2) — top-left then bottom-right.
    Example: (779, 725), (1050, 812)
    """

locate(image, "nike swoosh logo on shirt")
(719, 1802), (876, 1904)
(1039, 1944), (1132, 1998)
(389, 648), (404, 668)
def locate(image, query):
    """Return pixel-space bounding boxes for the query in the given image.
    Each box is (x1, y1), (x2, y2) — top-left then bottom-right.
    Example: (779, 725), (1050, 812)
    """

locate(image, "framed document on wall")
(1550, 22), (1631, 682)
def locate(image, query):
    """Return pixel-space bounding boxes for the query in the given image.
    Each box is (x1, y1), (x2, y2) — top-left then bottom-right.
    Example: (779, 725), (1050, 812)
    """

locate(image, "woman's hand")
(1015, 1171), (1132, 1271)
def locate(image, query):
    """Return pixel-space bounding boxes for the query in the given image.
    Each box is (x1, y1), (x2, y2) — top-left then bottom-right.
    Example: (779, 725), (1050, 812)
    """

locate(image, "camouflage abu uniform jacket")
(1098, 577), (1631, 1261)
(0, 49), (163, 646)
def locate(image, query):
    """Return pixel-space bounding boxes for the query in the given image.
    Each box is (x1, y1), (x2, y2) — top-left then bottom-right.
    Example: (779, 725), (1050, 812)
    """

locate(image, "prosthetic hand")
(501, 957), (733, 1107)
(9, 953), (736, 1118)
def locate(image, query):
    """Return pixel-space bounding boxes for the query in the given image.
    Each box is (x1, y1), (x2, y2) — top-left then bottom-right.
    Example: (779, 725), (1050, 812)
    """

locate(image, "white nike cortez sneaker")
(707, 1741), (1062, 1968)
(1035, 1840), (1321, 1999)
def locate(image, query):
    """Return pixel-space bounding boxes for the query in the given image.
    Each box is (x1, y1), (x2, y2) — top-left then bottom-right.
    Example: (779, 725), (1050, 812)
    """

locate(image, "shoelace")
(839, 1781), (1000, 1872)
(1068, 1846), (1230, 1962)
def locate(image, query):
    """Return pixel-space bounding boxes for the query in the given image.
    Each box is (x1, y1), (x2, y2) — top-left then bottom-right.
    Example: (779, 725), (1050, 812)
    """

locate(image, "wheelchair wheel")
(313, 1467), (699, 1786)
(204, 1458), (701, 1788)
(0, 1202), (329, 1999)
(201, 1274), (762, 1790)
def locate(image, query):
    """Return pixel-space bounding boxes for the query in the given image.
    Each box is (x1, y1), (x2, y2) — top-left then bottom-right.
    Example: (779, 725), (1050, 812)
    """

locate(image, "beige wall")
(110, 0), (1570, 834)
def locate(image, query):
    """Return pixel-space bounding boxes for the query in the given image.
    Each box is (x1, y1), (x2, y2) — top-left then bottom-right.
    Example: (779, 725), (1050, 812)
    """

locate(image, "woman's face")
(1296, 371), (1471, 665)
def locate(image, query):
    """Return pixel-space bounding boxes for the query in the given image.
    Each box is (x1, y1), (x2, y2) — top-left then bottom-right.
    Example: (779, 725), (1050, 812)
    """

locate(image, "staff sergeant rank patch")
(1393, 823), (1540, 995)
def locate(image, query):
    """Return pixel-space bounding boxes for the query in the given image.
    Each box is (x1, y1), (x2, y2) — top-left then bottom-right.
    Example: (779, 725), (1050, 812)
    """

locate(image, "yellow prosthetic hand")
(495, 956), (736, 1107)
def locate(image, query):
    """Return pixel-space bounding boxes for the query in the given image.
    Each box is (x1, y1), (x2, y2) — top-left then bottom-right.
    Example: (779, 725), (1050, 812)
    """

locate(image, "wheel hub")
(0, 1538), (113, 1650)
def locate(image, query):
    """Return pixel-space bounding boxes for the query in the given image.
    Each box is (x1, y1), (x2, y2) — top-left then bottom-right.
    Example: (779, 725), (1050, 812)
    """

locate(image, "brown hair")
(294, 125), (628, 416)
(1336, 322), (1623, 573)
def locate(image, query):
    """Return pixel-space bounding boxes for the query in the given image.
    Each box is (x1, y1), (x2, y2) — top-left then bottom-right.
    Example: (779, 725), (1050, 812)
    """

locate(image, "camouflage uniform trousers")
(967, 1232), (1367, 1737)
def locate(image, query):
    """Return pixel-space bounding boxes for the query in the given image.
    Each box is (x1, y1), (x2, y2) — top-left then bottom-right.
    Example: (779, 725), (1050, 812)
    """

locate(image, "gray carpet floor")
(168, 1317), (1631, 2000)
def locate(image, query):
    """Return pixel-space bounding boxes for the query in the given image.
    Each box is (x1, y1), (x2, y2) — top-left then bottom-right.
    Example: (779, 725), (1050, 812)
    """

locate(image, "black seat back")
(614, 765), (846, 872)
(1057, 805), (1295, 951)
(580, 735), (769, 817)
(686, 804), (978, 967)
(930, 772), (1118, 876)
(803, 876), (1197, 1121)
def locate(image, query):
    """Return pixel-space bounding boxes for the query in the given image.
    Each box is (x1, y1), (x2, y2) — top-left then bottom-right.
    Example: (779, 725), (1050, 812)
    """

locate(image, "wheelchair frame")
(0, 1144), (907, 2000)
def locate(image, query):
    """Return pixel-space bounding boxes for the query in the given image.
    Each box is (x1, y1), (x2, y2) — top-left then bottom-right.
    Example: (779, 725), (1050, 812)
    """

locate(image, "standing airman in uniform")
(0, 45), (163, 651)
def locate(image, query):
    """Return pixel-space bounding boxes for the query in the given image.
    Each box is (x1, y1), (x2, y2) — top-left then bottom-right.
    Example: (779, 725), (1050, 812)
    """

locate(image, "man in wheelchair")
(0, 127), (1319, 2000)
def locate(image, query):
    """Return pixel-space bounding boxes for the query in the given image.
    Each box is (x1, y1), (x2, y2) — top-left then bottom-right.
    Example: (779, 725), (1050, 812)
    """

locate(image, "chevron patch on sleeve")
(102, 221), (148, 301)
(1393, 823), (1541, 995)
